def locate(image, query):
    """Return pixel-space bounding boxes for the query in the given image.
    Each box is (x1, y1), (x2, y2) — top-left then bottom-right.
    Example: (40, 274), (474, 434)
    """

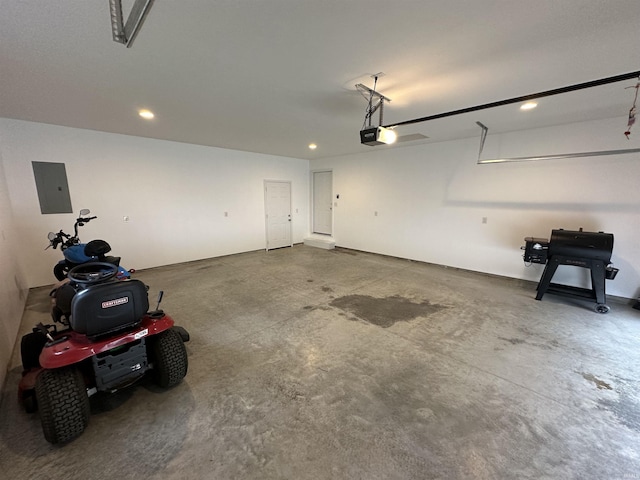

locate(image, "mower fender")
(171, 325), (190, 342)
(18, 368), (41, 411)
(39, 314), (176, 369)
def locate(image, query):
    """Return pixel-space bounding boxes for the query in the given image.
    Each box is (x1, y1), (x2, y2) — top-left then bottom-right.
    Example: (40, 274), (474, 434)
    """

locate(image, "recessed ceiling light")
(138, 109), (155, 119)
(308, 143), (317, 150)
(520, 102), (538, 111)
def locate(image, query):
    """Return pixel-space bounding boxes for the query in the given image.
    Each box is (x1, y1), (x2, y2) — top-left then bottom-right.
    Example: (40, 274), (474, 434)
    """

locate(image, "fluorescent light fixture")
(360, 126), (397, 146)
(138, 109), (154, 119)
(520, 101), (538, 110)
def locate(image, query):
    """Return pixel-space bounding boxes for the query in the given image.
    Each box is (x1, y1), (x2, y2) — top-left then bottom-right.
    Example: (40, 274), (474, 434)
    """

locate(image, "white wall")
(0, 146), (29, 389)
(0, 119), (309, 288)
(1, 114), (638, 386)
(311, 116), (640, 299)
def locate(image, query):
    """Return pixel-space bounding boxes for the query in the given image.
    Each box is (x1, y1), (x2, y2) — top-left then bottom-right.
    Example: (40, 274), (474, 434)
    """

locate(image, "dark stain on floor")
(330, 294), (446, 328)
(321, 286), (333, 293)
(497, 336), (556, 351)
(332, 248), (357, 256)
(580, 372), (613, 390)
(499, 337), (526, 345)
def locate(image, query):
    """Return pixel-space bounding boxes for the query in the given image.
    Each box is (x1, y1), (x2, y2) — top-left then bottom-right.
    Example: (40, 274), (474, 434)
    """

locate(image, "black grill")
(522, 228), (618, 313)
(548, 229), (613, 262)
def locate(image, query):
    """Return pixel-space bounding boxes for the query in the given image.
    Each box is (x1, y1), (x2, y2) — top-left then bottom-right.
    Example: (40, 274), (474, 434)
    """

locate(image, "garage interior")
(1, 1), (640, 479)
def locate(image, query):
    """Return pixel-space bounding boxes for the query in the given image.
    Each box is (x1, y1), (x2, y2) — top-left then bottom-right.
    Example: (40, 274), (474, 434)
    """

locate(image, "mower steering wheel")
(68, 262), (118, 285)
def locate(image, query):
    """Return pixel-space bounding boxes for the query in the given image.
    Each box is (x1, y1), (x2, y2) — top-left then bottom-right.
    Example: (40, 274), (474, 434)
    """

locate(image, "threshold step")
(303, 235), (335, 250)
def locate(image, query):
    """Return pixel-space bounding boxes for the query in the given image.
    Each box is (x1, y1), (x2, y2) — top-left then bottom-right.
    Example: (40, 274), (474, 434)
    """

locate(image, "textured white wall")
(2, 114), (639, 385)
(0, 147), (29, 389)
(0, 119), (310, 288)
(311, 116), (640, 299)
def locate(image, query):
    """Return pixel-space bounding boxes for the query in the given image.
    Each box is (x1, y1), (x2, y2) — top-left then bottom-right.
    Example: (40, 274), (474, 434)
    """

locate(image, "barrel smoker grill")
(522, 228), (618, 313)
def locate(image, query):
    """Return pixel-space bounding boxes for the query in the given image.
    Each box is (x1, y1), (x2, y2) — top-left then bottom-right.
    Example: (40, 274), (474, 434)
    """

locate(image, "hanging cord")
(362, 76), (379, 130)
(624, 77), (639, 139)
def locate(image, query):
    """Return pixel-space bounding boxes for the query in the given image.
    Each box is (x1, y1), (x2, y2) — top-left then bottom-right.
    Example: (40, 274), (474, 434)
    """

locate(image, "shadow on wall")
(441, 199), (615, 249)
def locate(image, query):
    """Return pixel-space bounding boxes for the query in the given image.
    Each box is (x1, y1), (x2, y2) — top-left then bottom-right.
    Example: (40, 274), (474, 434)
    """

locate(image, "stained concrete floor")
(1, 245), (639, 479)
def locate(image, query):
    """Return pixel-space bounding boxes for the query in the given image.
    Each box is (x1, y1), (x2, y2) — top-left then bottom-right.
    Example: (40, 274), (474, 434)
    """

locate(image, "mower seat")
(70, 279), (149, 338)
(53, 283), (76, 317)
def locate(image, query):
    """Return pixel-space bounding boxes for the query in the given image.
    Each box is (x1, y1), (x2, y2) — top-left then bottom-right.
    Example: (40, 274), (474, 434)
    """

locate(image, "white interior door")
(313, 171), (332, 235)
(265, 180), (292, 250)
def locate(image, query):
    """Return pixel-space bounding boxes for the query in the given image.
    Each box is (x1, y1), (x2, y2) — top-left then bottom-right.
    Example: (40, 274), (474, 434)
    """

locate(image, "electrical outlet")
(482, 217), (487, 224)
(224, 212), (228, 217)
(374, 211), (378, 216)
(123, 216), (129, 222)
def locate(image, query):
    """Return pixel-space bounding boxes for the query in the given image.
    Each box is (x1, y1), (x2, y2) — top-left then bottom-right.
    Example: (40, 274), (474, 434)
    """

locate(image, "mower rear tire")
(151, 329), (188, 388)
(35, 367), (90, 444)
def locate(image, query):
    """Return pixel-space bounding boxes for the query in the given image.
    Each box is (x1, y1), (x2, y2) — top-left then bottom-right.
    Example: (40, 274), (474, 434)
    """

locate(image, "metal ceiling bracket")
(109, 0), (125, 43)
(109, 0), (154, 48)
(356, 82), (392, 128)
(476, 121), (489, 161)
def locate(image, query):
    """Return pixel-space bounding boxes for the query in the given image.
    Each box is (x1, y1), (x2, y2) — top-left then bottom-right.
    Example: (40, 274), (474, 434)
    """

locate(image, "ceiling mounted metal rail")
(383, 70), (640, 129)
(475, 119), (640, 164)
(109, 0), (154, 48)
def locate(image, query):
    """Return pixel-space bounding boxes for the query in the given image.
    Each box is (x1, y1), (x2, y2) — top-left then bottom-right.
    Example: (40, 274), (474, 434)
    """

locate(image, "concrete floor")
(1, 245), (639, 479)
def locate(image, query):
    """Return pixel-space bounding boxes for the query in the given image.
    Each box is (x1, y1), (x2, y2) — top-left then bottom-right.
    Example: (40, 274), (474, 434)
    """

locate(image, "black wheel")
(35, 368), (90, 444)
(150, 329), (188, 388)
(53, 263), (69, 281)
(595, 304), (610, 314)
(21, 332), (47, 370)
(68, 262), (117, 285)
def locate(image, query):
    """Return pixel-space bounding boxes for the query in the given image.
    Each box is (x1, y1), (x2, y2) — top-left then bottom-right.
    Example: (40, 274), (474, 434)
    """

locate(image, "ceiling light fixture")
(520, 102), (538, 110)
(308, 143), (317, 150)
(138, 109), (154, 119)
(109, 0), (155, 48)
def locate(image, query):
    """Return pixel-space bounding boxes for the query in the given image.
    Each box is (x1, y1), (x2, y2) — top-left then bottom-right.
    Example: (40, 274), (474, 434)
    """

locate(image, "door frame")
(311, 169), (333, 235)
(264, 179), (293, 251)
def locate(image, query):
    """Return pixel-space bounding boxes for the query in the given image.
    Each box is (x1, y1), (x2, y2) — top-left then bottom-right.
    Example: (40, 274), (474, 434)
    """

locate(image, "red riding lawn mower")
(18, 262), (189, 444)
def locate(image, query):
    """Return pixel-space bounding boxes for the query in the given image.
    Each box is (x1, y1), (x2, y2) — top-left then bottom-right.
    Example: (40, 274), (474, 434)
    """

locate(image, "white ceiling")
(1, 0), (639, 160)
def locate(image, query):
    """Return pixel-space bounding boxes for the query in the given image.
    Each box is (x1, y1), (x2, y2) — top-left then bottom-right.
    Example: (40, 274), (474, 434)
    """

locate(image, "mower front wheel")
(150, 329), (188, 388)
(35, 367), (90, 444)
